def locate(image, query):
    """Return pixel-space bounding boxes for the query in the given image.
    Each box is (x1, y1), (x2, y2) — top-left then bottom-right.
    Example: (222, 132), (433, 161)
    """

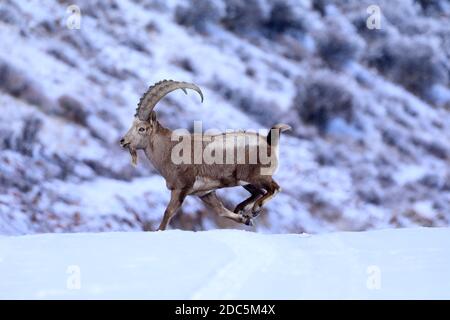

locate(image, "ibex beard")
(120, 80), (291, 231)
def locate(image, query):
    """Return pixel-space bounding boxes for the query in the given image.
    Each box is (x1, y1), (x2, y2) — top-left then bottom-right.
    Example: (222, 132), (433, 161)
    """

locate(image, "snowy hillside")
(1, 0), (450, 234)
(0, 227), (449, 299)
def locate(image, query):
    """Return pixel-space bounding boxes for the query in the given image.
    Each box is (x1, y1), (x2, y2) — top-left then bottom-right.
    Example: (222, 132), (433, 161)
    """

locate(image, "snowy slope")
(1, 227), (449, 299)
(1, 0), (450, 235)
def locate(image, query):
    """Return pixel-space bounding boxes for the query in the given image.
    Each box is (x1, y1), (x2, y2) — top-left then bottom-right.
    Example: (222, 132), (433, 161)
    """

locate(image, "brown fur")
(120, 80), (290, 230)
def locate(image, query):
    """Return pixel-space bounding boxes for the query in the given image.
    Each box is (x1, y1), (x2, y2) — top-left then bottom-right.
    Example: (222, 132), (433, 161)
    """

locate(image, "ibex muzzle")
(120, 80), (290, 230)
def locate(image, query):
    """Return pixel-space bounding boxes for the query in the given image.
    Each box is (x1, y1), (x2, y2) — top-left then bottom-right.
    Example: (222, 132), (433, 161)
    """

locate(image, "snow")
(43, 176), (169, 218)
(1, 0), (450, 235)
(394, 164), (428, 185)
(0, 227), (449, 299)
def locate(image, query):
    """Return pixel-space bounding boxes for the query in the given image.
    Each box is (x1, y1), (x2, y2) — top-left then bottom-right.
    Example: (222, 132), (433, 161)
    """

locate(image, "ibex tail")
(267, 123), (291, 146)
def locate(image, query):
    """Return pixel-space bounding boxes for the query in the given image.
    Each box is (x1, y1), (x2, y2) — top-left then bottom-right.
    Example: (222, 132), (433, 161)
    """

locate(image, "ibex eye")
(138, 127), (145, 132)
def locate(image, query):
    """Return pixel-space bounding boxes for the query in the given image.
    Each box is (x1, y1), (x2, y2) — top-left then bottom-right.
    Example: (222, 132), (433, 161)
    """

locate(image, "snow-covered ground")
(1, 227), (449, 299)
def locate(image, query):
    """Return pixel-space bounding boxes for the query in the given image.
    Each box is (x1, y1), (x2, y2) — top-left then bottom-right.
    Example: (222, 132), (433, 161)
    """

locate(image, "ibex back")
(120, 80), (290, 230)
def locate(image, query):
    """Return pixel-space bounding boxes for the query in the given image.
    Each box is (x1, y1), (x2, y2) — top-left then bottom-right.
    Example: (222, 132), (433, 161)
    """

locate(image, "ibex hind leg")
(200, 191), (253, 226)
(233, 184), (265, 219)
(251, 179), (280, 217)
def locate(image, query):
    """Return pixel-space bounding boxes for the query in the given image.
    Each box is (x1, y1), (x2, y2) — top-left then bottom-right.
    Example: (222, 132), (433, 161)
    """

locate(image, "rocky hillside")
(0, 0), (449, 235)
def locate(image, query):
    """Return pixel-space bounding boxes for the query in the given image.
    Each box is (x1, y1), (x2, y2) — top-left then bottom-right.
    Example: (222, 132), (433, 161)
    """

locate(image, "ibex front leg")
(157, 189), (187, 231)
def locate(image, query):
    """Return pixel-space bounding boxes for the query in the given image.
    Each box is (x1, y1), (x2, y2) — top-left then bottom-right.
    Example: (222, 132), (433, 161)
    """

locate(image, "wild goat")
(120, 80), (290, 230)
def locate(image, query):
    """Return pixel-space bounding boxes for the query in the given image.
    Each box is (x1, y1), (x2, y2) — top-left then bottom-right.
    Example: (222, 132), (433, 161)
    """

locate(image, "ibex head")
(120, 80), (203, 165)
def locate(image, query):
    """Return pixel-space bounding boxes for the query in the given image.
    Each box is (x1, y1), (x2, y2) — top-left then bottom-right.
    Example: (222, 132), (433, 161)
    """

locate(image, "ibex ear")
(149, 111), (156, 124)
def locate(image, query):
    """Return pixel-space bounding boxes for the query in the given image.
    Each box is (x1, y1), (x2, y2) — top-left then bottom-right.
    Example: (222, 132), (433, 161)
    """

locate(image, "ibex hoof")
(252, 206), (262, 218)
(243, 217), (254, 226)
(235, 207), (251, 218)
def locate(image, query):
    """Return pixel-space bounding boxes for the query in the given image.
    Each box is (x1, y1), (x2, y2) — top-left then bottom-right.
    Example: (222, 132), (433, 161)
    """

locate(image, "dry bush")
(0, 60), (52, 109)
(222, 0), (267, 33)
(57, 95), (89, 126)
(264, 1), (304, 34)
(316, 17), (364, 69)
(293, 72), (358, 131)
(367, 37), (448, 98)
(175, 0), (225, 32)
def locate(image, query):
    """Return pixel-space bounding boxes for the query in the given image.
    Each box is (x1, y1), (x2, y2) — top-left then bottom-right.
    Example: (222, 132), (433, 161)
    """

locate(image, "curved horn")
(135, 80), (204, 121)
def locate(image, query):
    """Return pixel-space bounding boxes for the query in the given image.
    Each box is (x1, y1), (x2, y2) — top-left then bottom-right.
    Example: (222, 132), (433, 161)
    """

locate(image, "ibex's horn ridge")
(136, 80), (203, 120)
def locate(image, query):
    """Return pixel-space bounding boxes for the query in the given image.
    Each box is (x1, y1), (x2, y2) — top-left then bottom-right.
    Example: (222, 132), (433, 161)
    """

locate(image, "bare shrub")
(312, 0), (326, 16)
(173, 57), (197, 74)
(367, 37), (448, 98)
(47, 48), (77, 68)
(57, 95), (89, 126)
(264, 1), (304, 34)
(351, 15), (389, 41)
(175, 0), (225, 32)
(0, 5), (20, 25)
(176, 0), (303, 37)
(211, 79), (281, 127)
(293, 72), (357, 131)
(18, 116), (42, 155)
(0, 60), (52, 109)
(0, 115), (42, 156)
(317, 20), (364, 69)
(222, 0), (268, 33)
(416, 0), (450, 15)
(60, 31), (94, 56)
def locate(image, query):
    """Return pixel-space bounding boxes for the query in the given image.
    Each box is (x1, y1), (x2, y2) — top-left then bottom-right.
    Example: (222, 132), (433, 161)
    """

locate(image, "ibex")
(120, 80), (290, 230)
